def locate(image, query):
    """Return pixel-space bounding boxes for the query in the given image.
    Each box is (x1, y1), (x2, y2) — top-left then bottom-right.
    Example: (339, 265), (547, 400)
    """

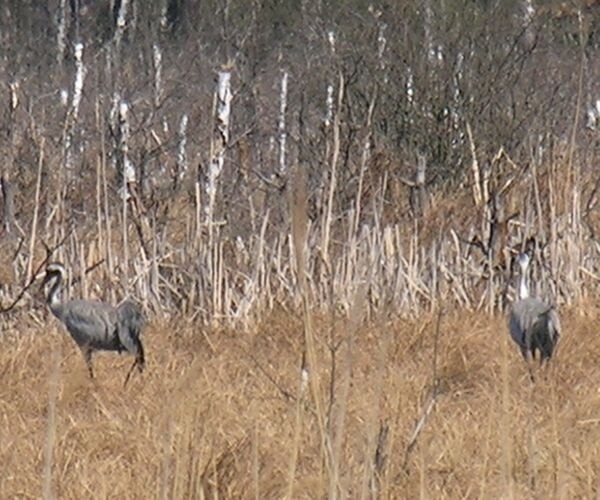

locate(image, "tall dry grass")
(2, 303), (600, 498)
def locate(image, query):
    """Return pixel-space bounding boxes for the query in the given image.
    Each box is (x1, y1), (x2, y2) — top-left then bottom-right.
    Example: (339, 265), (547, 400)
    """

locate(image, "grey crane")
(41, 262), (145, 386)
(508, 252), (561, 370)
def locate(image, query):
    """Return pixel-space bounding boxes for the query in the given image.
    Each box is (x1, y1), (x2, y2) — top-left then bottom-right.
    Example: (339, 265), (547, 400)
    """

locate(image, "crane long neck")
(46, 274), (65, 318)
(519, 267), (529, 299)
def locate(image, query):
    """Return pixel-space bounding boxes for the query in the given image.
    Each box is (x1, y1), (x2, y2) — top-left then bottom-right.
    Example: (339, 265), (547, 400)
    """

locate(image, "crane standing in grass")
(41, 262), (145, 386)
(508, 252), (561, 373)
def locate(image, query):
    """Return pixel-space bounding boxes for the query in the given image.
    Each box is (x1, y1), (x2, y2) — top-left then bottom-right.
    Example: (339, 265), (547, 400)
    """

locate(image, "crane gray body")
(41, 262), (145, 385)
(509, 298), (560, 362)
(508, 253), (561, 366)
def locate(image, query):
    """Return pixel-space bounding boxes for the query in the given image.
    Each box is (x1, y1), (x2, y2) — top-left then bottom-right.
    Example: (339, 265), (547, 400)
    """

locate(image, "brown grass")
(2, 302), (600, 499)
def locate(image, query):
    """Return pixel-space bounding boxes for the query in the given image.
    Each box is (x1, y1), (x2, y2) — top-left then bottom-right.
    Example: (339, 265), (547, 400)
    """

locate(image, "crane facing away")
(508, 252), (561, 372)
(41, 262), (145, 386)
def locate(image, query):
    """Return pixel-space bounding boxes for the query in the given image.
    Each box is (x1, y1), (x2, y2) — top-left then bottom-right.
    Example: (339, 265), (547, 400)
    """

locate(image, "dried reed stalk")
(289, 164), (329, 487)
(285, 355), (308, 500)
(500, 321), (514, 499)
(403, 308), (442, 470)
(26, 137), (44, 284)
(42, 345), (61, 500)
(466, 122), (483, 206)
(329, 277), (367, 499)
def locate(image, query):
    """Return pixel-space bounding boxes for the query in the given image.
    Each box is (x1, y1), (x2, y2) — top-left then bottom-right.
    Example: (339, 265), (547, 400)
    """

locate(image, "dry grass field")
(2, 302), (600, 499)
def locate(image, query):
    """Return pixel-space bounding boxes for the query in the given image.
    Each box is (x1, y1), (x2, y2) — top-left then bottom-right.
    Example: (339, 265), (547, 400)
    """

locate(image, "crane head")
(516, 252), (531, 273)
(40, 261), (67, 288)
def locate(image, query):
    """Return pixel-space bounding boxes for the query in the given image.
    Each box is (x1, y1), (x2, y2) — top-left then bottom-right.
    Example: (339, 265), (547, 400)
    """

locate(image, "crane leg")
(123, 360), (136, 387)
(521, 349), (535, 383)
(80, 347), (94, 379)
(539, 356), (552, 383)
(124, 341), (145, 387)
(524, 358), (535, 383)
(135, 343), (144, 373)
(123, 355), (143, 387)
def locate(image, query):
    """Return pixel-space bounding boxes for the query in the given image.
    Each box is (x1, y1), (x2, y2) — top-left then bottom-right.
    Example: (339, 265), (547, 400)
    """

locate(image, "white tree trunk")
(56, 0), (68, 66)
(117, 100), (135, 199)
(114, 0), (129, 50)
(64, 42), (86, 171)
(205, 70), (232, 237)
(153, 44), (162, 107)
(177, 113), (189, 179)
(278, 71), (288, 176)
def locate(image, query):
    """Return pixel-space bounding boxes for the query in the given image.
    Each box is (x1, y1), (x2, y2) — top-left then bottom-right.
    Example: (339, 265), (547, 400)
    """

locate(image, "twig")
(0, 230), (71, 314)
(243, 347), (295, 402)
(69, 259), (106, 288)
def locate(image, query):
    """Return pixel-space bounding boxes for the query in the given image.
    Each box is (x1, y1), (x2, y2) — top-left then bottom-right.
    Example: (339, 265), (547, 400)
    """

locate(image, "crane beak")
(39, 271), (53, 293)
(39, 272), (49, 288)
(35, 273), (50, 305)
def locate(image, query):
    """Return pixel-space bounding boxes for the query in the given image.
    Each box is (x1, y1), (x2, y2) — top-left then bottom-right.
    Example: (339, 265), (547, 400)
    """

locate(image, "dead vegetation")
(1, 2), (600, 498)
(2, 305), (600, 498)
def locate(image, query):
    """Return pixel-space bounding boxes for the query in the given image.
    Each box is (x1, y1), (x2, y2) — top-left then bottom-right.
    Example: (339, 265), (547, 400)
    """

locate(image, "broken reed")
(1, 149), (596, 331)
